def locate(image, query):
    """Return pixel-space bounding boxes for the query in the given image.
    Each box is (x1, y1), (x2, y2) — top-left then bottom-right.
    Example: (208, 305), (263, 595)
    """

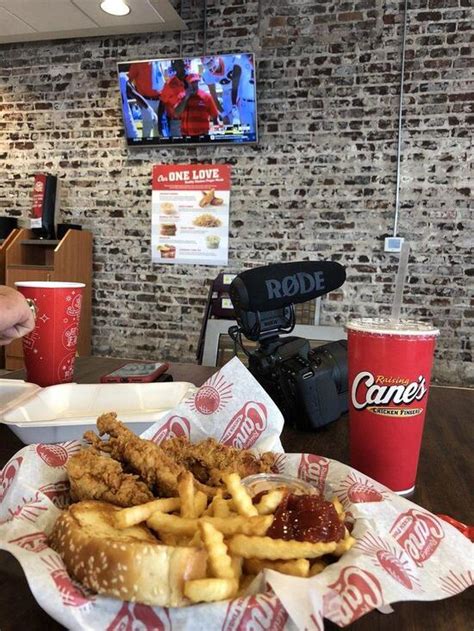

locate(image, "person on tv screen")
(235, 54), (256, 135)
(127, 61), (164, 139)
(161, 66), (219, 136)
(172, 73), (219, 137)
(201, 55), (237, 125)
(118, 72), (138, 139)
(201, 54), (256, 134)
(159, 59), (191, 137)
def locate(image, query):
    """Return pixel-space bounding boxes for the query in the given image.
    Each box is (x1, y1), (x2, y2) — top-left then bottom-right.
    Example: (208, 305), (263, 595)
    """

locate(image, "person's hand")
(148, 105), (158, 123)
(0, 286), (36, 346)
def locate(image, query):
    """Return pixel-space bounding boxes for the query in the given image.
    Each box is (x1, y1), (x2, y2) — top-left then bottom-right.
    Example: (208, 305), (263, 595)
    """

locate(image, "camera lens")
(311, 340), (348, 392)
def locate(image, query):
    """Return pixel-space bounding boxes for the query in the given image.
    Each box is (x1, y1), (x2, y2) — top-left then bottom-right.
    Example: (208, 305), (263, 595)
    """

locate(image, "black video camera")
(228, 261), (348, 430)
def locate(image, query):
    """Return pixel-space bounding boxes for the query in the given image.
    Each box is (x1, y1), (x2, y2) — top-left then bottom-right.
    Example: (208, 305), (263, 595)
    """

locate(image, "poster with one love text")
(152, 164), (231, 266)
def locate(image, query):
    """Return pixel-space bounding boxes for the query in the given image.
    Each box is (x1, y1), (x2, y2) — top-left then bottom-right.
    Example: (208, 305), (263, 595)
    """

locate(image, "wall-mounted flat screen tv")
(117, 53), (257, 147)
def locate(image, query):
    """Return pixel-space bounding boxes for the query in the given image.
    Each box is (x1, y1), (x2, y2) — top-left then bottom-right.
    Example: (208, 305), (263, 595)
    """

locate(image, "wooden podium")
(4, 228), (92, 370)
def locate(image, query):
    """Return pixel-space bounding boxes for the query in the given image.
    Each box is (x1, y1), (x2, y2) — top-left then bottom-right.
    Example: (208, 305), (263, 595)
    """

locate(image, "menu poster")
(152, 164), (231, 266)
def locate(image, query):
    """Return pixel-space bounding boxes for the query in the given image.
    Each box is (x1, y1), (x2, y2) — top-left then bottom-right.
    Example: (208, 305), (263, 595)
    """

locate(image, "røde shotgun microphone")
(229, 261), (346, 313)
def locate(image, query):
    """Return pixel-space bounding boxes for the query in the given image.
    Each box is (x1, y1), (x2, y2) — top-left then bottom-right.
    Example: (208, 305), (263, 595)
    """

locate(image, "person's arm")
(0, 286), (35, 345)
(231, 64), (242, 106)
(157, 100), (165, 136)
(207, 83), (223, 113)
(126, 81), (150, 110)
(207, 93), (220, 125)
(174, 85), (194, 117)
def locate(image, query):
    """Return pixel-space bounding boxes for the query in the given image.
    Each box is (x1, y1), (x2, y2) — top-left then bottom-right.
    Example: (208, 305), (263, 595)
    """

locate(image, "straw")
(391, 240), (410, 322)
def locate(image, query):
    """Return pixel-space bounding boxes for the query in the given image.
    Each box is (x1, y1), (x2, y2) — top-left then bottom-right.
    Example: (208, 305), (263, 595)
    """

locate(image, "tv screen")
(117, 53), (257, 147)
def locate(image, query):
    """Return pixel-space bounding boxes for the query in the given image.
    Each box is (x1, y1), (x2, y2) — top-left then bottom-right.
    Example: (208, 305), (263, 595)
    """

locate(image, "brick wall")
(0, 0), (472, 383)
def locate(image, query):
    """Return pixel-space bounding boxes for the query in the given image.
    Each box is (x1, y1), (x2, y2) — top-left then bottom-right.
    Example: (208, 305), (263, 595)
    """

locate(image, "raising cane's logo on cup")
(346, 318), (439, 494)
(222, 593), (288, 631)
(325, 567), (384, 626)
(390, 508), (445, 567)
(219, 401), (267, 449)
(62, 324), (79, 350)
(351, 372), (427, 417)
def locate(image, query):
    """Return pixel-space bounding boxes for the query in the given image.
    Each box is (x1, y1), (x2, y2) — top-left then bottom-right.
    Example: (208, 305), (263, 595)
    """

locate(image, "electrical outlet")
(384, 236), (405, 253)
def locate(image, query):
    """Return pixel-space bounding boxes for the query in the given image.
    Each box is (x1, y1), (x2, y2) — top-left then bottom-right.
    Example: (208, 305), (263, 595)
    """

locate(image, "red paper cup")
(15, 281), (85, 387)
(346, 318), (439, 495)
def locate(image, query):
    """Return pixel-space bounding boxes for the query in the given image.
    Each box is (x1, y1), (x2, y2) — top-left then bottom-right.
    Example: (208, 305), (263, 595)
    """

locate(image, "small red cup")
(346, 318), (439, 495)
(15, 281), (85, 387)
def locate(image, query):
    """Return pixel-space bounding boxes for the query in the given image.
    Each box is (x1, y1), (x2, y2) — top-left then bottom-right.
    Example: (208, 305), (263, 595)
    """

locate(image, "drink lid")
(346, 318), (439, 337)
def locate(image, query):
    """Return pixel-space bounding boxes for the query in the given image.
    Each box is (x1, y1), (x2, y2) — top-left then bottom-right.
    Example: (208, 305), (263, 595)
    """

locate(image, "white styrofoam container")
(0, 379), (196, 444)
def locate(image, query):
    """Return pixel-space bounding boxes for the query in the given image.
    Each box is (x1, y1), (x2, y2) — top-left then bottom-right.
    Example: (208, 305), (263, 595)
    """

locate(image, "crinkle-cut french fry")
(194, 490), (208, 518)
(238, 573), (257, 596)
(333, 532), (356, 556)
(176, 535), (196, 546)
(213, 497), (231, 518)
(178, 471), (196, 518)
(223, 473), (258, 517)
(147, 512), (198, 536)
(188, 530), (202, 547)
(202, 489), (223, 516)
(231, 556), (243, 580)
(199, 521), (235, 579)
(309, 560), (327, 577)
(114, 497), (180, 529)
(201, 515), (272, 536)
(228, 535), (338, 560)
(158, 531), (182, 546)
(331, 496), (345, 521)
(255, 489), (285, 515)
(184, 578), (238, 603)
(243, 557), (310, 578)
(147, 512), (272, 538)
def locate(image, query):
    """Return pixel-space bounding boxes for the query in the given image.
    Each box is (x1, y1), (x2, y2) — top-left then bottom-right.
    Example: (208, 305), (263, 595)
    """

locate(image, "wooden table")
(0, 357), (472, 631)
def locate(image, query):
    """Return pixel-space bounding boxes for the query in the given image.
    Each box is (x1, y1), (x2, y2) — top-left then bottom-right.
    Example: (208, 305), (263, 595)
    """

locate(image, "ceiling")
(0, 0), (186, 44)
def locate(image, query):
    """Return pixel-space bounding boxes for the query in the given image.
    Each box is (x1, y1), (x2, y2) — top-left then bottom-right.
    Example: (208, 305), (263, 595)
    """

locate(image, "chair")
(196, 273), (237, 365)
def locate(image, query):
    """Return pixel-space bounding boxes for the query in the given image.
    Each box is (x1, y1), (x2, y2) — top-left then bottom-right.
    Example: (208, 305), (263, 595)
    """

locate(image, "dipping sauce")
(266, 493), (345, 543)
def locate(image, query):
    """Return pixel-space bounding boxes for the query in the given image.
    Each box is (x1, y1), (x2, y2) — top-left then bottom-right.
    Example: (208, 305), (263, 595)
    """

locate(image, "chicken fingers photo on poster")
(152, 164), (231, 266)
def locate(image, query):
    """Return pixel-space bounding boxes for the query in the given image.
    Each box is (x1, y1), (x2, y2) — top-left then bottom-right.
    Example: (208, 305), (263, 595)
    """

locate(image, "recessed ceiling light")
(100, 0), (131, 16)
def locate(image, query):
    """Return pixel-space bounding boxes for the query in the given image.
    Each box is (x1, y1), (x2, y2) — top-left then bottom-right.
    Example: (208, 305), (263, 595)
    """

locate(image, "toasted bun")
(49, 500), (207, 607)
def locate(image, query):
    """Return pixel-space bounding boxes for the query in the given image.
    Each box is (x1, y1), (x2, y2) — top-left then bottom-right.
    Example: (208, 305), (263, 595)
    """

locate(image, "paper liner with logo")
(0, 358), (472, 630)
(15, 282), (85, 388)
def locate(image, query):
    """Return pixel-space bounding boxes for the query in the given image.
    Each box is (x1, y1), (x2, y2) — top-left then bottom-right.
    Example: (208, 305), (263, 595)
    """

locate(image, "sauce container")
(241, 473), (318, 497)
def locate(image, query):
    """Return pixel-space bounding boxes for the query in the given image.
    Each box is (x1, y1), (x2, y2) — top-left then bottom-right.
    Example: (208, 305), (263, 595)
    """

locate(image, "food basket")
(0, 358), (472, 630)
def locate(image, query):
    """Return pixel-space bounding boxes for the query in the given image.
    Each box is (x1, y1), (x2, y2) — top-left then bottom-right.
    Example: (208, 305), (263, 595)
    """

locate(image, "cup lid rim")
(346, 317), (439, 336)
(15, 282), (85, 288)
